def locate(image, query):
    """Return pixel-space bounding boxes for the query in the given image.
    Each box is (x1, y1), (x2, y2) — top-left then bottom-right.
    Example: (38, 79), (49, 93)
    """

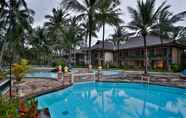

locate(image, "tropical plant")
(29, 27), (52, 65)
(61, 17), (84, 65)
(19, 99), (39, 118)
(0, 0), (34, 66)
(0, 96), (19, 118)
(96, 0), (122, 66)
(0, 69), (5, 80)
(110, 25), (132, 66)
(44, 8), (69, 41)
(127, 0), (167, 75)
(155, 8), (186, 70)
(62, 0), (99, 65)
(12, 59), (30, 82)
(156, 7), (186, 44)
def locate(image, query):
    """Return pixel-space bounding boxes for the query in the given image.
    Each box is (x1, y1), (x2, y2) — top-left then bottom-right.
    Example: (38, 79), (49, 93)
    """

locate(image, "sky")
(27, 0), (186, 44)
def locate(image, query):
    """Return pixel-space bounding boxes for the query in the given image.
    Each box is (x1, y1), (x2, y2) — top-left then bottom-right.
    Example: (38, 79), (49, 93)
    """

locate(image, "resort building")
(63, 35), (186, 70)
(91, 35), (186, 70)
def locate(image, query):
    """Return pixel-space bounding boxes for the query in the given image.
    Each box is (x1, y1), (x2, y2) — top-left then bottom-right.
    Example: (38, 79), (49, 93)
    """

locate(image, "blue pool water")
(101, 70), (122, 76)
(26, 72), (57, 79)
(25, 69), (79, 79)
(37, 82), (186, 118)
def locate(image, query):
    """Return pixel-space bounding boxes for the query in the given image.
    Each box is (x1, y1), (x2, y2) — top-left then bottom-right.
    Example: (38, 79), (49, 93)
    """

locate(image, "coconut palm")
(29, 27), (52, 64)
(110, 25), (133, 66)
(44, 8), (69, 40)
(156, 7), (186, 42)
(155, 8), (186, 70)
(96, 0), (122, 66)
(0, 0), (34, 65)
(61, 17), (83, 65)
(127, 0), (167, 75)
(61, 0), (99, 65)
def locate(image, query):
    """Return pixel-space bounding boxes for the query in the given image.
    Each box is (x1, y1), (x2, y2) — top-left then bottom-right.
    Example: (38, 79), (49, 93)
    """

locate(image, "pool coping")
(96, 80), (186, 89)
(22, 79), (186, 101)
(22, 84), (72, 100)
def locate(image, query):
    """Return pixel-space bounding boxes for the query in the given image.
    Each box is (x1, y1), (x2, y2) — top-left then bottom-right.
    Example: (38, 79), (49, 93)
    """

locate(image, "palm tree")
(110, 25), (132, 66)
(154, 8), (186, 70)
(44, 8), (69, 40)
(127, 0), (167, 75)
(96, 0), (122, 66)
(0, 0), (34, 65)
(61, 0), (99, 65)
(30, 27), (51, 64)
(157, 9), (186, 40)
(61, 17), (83, 65)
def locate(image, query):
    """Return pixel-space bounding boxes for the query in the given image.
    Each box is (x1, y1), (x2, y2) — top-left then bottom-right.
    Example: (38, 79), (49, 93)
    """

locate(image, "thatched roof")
(87, 35), (186, 51)
(119, 35), (173, 49)
(91, 41), (115, 51)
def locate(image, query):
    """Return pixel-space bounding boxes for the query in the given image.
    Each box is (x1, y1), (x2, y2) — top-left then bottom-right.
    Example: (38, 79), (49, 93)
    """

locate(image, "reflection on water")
(37, 83), (186, 118)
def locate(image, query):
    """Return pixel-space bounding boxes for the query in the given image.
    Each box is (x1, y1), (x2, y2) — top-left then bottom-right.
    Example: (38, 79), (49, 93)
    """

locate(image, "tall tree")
(0, 0), (34, 65)
(61, 0), (99, 65)
(110, 25), (132, 66)
(96, 0), (122, 66)
(61, 17), (83, 65)
(44, 8), (69, 41)
(128, 0), (167, 75)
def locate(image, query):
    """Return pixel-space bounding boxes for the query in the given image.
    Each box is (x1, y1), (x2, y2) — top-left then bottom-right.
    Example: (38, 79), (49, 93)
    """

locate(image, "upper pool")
(26, 72), (57, 79)
(37, 82), (186, 118)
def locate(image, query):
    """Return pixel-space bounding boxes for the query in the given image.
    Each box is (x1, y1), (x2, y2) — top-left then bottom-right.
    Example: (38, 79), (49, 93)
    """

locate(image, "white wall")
(104, 52), (113, 63)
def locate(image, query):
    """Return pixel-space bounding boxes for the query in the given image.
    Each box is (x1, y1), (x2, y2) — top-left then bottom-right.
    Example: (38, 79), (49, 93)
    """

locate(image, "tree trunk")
(85, 27), (89, 65)
(69, 48), (72, 65)
(117, 40), (120, 66)
(88, 14), (92, 66)
(159, 31), (165, 70)
(73, 47), (76, 66)
(101, 23), (105, 66)
(142, 34), (148, 75)
(0, 42), (7, 68)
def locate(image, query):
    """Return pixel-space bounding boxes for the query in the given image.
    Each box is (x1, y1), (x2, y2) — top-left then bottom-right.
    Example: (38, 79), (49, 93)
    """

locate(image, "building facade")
(63, 35), (186, 70)
(90, 35), (186, 70)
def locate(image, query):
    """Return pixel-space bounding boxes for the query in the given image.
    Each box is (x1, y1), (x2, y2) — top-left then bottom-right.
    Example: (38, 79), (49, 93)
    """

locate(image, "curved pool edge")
(96, 80), (186, 90)
(36, 81), (186, 118)
(23, 80), (186, 101)
(22, 84), (72, 100)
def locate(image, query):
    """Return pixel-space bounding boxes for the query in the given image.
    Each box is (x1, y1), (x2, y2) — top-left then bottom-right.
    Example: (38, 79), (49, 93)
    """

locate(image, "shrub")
(171, 64), (181, 72)
(0, 96), (39, 118)
(19, 99), (39, 118)
(0, 69), (5, 80)
(51, 59), (65, 68)
(0, 96), (19, 118)
(12, 59), (31, 82)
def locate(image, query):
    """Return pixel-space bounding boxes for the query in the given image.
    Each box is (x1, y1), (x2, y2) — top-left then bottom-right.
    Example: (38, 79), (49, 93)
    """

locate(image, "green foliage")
(0, 96), (19, 118)
(0, 69), (5, 80)
(171, 64), (182, 72)
(75, 64), (86, 68)
(12, 59), (31, 82)
(20, 99), (39, 118)
(52, 59), (65, 68)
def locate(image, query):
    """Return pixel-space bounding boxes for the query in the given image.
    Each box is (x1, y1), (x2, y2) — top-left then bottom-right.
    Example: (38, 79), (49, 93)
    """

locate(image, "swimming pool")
(26, 72), (58, 79)
(101, 70), (122, 76)
(25, 69), (80, 79)
(37, 82), (186, 118)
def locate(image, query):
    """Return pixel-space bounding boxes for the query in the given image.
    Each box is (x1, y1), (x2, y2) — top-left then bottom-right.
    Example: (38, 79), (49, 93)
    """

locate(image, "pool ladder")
(141, 75), (150, 84)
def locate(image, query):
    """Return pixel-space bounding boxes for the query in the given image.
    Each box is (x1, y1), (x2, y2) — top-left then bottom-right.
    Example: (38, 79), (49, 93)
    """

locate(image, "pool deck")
(2, 70), (186, 98)
(1, 69), (186, 118)
(99, 71), (186, 88)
